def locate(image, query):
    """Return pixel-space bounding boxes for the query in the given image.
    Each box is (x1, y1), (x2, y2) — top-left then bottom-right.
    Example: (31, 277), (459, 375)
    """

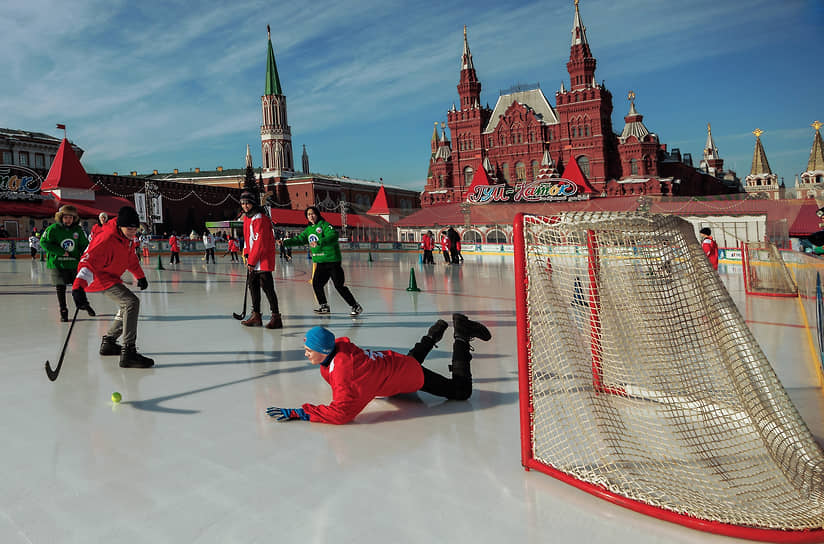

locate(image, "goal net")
(742, 241), (798, 297)
(513, 212), (824, 541)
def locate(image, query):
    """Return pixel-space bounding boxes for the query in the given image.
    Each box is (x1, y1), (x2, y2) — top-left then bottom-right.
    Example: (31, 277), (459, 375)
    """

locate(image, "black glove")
(71, 286), (89, 308)
(137, 277), (148, 290)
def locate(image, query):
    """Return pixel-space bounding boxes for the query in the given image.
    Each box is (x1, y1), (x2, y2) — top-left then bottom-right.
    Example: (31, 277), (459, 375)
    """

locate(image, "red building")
(422, 1), (739, 207)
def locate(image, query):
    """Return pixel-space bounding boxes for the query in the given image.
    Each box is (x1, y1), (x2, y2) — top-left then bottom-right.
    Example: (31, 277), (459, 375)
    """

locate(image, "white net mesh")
(743, 241), (798, 297)
(516, 212), (824, 531)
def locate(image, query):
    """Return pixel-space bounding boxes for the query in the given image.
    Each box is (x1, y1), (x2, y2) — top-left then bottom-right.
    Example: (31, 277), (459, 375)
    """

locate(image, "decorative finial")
(627, 90), (635, 104)
(435, 121), (439, 127)
(267, 24), (270, 38)
(464, 25), (467, 38)
(813, 120), (823, 132)
(575, 0), (579, 6)
(753, 128), (763, 139)
(441, 122), (445, 130)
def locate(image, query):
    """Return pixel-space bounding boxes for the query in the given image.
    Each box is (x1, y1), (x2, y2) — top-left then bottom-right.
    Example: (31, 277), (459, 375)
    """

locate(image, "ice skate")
(453, 313), (491, 342)
(313, 304), (330, 314)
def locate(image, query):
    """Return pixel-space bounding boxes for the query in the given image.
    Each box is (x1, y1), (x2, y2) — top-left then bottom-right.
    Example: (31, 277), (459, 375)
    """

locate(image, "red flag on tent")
(56, 123), (66, 130)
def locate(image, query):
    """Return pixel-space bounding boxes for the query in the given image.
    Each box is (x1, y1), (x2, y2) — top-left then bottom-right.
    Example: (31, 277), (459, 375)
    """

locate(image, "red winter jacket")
(74, 220), (145, 292)
(90, 222), (106, 241)
(702, 236), (719, 270)
(421, 234), (435, 251)
(302, 337), (425, 424)
(169, 235), (179, 252)
(440, 234), (450, 252)
(242, 210), (276, 272)
(227, 238), (239, 252)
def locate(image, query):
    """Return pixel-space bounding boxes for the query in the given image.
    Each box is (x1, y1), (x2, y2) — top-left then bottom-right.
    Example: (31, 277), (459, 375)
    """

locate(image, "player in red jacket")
(227, 237), (240, 262)
(240, 191), (282, 329)
(421, 230), (435, 264)
(72, 206), (153, 368)
(168, 232), (180, 264)
(699, 227), (719, 270)
(440, 232), (451, 263)
(266, 313), (491, 424)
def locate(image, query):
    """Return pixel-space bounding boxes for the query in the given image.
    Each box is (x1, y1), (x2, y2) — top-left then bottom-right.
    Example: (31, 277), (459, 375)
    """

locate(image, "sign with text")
(0, 165), (45, 200)
(466, 178), (590, 204)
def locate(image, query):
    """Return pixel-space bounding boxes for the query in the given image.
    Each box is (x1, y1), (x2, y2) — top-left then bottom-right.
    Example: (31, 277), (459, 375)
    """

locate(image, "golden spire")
(627, 90), (635, 104)
(753, 128), (763, 139)
(813, 120), (823, 132)
(707, 123), (712, 135)
(575, 0), (579, 5)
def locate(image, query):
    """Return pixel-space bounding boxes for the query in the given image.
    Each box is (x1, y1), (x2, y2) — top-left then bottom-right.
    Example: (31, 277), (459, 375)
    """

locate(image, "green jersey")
(39, 222), (89, 270)
(283, 220), (342, 263)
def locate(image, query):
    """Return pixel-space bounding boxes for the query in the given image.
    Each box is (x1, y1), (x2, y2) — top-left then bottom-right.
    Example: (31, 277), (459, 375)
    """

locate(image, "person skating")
(440, 231), (450, 264)
(39, 205), (94, 322)
(168, 232), (180, 264)
(699, 227), (719, 270)
(421, 230), (435, 264)
(239, 191), (283, 329)
(29, 232), (40, 259)
(266, 313), (491, 424)
(227, 236), (240, 262)
(448, 226), (461, 264)
(72, 206), (154, 368)
(283, 206), (362, 316)
(202, 228), (216, 263)
(90, 212), (108, 241)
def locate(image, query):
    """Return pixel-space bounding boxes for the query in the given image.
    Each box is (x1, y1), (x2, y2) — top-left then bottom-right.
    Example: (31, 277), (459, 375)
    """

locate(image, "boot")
(453, 313), (491, 342)
(60, 308), (69, 322)
(99, 335), (123, 356)
(241, 311), (263, 327)
(349, 304), (363, 316)
(119, 344), (154, 368)
(426, 319), (449, 344)
(265, 313), (283, 329)
(313, 304), (330, 314)
(84, 304), (96, 317)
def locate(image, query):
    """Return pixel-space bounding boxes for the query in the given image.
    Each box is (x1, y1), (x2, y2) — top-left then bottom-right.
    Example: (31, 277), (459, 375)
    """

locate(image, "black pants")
(204, 248), (215, 263)
(170, 252), (180, 264)
(450, 247), (461, 264)
(312, 261), (357, 307)
(423, 250), (434, 264)
(249, 270), (279, 315)
(230, 251), (239, 262)
(407, 329), (473, 401)
(51, 268), (77, 311)
(442, 250), (450, 263)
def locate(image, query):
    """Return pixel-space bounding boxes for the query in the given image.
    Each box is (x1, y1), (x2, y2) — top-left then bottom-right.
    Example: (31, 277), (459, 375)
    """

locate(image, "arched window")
(462, 230), (481, 244)
(486, 229), (507, 244)
(585, 125), (590, 137)
(439, 175), (445, 188)
(515, 162), (526, 181)
(532, 160), (540, 180)
(630, 158), (638, 176)
(502, 163), (510, 182)
(463, 166), (474, 187)
(576, 156), (591, 178)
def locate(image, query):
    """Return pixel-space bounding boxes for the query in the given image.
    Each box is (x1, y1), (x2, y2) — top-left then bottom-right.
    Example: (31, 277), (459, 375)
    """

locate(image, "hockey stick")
(233, 270), (250, 320)
(45, 307), (81, 382)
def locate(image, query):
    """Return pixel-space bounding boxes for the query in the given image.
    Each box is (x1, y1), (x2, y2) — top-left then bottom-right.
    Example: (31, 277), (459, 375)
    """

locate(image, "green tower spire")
(265, 25), (282, 96)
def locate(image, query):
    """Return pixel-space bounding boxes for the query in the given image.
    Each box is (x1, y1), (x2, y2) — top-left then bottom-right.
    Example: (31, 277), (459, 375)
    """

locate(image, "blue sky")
(3, 0), (823, 191)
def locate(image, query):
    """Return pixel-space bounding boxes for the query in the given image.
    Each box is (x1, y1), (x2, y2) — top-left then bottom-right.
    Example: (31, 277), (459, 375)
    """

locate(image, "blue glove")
(266, 406), (310, 422)
(137, 277), (148, 290)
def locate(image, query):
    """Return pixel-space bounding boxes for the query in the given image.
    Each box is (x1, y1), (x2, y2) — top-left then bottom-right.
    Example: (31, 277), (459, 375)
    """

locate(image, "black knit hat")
(240, 191), (256, 204)
(117, 206), (141, 228)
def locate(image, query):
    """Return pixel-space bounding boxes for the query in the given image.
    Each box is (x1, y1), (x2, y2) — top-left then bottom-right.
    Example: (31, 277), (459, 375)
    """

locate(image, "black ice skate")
(453, 313), (492, 342)
(349, 304), (363, 316)
(426, 319), (449, 345)
(314, 304), (331, 314)
(119, 344), (154, 368)
(99, 335), (123, 356)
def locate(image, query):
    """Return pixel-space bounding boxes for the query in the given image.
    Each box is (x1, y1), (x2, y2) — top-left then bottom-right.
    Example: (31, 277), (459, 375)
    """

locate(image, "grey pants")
(103, 283), (140, 346)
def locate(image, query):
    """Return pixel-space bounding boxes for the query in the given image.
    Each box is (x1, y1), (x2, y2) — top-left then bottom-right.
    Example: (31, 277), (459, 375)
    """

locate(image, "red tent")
(41, 139), (92, 191)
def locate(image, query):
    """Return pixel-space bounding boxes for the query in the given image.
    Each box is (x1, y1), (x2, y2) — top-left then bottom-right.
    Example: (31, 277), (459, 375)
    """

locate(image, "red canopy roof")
(0, 199), (59, 218)
(366, 185), (391, 215)
(464, 166), (492, 199)
(41, 139), (92, 191)
(560, 158), (596, 194)
(54, 195), (134, 217)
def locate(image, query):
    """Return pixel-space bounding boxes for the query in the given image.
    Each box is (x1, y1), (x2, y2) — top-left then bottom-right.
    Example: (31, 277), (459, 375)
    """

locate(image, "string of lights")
(90, 177), (240, 207)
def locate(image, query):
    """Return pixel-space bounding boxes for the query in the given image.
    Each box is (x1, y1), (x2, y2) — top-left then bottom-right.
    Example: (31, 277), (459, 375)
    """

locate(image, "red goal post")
(514, 212), (824, 542)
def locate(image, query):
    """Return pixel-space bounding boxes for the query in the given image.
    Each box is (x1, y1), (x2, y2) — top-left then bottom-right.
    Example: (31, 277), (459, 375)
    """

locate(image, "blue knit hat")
(304, 326), (335, 354)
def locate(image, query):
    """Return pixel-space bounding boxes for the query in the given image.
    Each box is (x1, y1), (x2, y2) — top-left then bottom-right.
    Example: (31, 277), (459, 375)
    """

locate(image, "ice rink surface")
(1, 251), (821, 543)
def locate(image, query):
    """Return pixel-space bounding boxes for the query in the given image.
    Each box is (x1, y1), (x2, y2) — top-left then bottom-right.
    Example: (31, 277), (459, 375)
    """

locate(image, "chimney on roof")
(195, 167), (200, 173)
(173, 168), (179, 174)
(153, 169), (158, 175)
(217, 166), (223, 172)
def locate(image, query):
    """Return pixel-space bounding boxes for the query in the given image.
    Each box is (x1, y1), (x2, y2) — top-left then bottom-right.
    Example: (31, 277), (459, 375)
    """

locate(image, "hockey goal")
(514, 212), (824, 542)
(742, 241), (798, 297)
